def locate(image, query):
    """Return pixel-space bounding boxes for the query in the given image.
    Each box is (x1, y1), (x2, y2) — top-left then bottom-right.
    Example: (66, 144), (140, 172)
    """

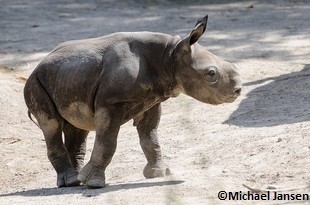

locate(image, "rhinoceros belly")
(60, 102), (96, 131)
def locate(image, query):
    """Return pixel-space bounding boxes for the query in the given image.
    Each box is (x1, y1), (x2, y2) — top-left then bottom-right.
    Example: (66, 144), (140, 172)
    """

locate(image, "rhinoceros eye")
(208, 70), (216, 76)
(204, 66), (219, 84)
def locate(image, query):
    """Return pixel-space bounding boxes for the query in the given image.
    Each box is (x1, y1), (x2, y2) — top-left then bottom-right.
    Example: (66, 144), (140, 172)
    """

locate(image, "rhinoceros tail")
(27, 110), (41, 129)
(16, 75), (28, 83)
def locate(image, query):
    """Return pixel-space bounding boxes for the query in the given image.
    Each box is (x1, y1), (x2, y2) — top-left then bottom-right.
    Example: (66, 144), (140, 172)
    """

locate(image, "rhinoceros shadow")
(0, 180), (184, 197)
(224, 64), (310, 127)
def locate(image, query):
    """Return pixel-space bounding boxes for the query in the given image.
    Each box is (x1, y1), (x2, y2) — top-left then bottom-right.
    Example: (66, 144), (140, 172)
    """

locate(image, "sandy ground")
(0, 0), (309, 204)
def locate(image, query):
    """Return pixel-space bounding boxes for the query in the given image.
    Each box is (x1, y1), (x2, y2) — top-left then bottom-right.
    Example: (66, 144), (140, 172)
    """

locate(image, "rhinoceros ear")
(175, 15), (208, 53)
(189, 15), (208, 45)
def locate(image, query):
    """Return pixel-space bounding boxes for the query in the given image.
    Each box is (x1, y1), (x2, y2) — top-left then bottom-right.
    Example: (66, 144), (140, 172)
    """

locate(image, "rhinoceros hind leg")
(78, 107), (122, 188)
(41, 118), (80, 187)
(57, 168), (80, 187)
(38, 116), (81, 187)
(63, 122), (88, 171)
(24, 77), (80, 187)
(77, 163), (106, 188)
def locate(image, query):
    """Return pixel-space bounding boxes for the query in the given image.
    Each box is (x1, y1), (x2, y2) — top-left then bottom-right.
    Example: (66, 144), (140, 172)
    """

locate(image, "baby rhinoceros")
(24, 15), (241, 188)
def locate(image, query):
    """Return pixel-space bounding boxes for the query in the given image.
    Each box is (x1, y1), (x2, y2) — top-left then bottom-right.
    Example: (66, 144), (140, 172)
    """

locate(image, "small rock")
(276, 138), (282, 142)
(266, 185), (277, 190)
(222, 169), (228, 173)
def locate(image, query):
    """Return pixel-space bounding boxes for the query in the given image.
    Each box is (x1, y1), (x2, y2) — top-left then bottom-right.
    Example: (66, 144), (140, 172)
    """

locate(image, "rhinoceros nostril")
(234, 88), (242, 95)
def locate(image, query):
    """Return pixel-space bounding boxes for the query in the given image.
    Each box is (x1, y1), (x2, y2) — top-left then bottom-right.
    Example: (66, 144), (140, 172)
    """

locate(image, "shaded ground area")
(225, 64), (310, 127)
(0, 0), (309, 205)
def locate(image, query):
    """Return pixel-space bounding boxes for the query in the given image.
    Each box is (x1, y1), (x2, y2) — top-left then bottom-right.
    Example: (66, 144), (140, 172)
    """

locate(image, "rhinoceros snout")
(226, 87), (242, 103)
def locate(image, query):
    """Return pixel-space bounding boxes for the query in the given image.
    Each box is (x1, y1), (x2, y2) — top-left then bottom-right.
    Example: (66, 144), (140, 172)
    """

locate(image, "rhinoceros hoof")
(77, 174), (105, 188)
(57, 168), (80, 187)
(143, 163), (172, 179)
(77, 163), (106, 188)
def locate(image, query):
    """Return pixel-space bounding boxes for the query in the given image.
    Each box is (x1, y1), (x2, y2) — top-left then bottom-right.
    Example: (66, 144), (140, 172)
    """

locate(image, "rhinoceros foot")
(143, 163), (172, 179)
(77, 162), (105, 188)
(57, 168), (80, 187)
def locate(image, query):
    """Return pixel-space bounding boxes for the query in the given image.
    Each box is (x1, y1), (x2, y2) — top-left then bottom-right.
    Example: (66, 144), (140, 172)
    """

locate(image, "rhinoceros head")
(172, 15), (242, 105)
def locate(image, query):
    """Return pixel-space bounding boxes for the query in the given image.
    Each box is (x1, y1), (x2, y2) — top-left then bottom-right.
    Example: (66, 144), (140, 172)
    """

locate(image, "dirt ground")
(0, 0), (309, 204)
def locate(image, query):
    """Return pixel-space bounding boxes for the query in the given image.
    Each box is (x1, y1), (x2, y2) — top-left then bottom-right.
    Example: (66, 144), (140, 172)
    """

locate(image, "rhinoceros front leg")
(63, 122), (88, 171)
(134, 103), (171, 179)
(77, 107), (122, 188)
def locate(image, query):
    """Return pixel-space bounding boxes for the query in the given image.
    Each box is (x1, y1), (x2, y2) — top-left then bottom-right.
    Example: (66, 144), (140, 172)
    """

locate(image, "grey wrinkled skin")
(24, 15), (241, 188)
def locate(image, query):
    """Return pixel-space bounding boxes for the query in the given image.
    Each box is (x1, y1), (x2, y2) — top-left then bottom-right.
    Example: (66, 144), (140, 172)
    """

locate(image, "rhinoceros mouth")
(212, 93), (240, 104)
(194, 92), (239, 105)
(225, 96), (238, 103)
(224, 93), (240, 103)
